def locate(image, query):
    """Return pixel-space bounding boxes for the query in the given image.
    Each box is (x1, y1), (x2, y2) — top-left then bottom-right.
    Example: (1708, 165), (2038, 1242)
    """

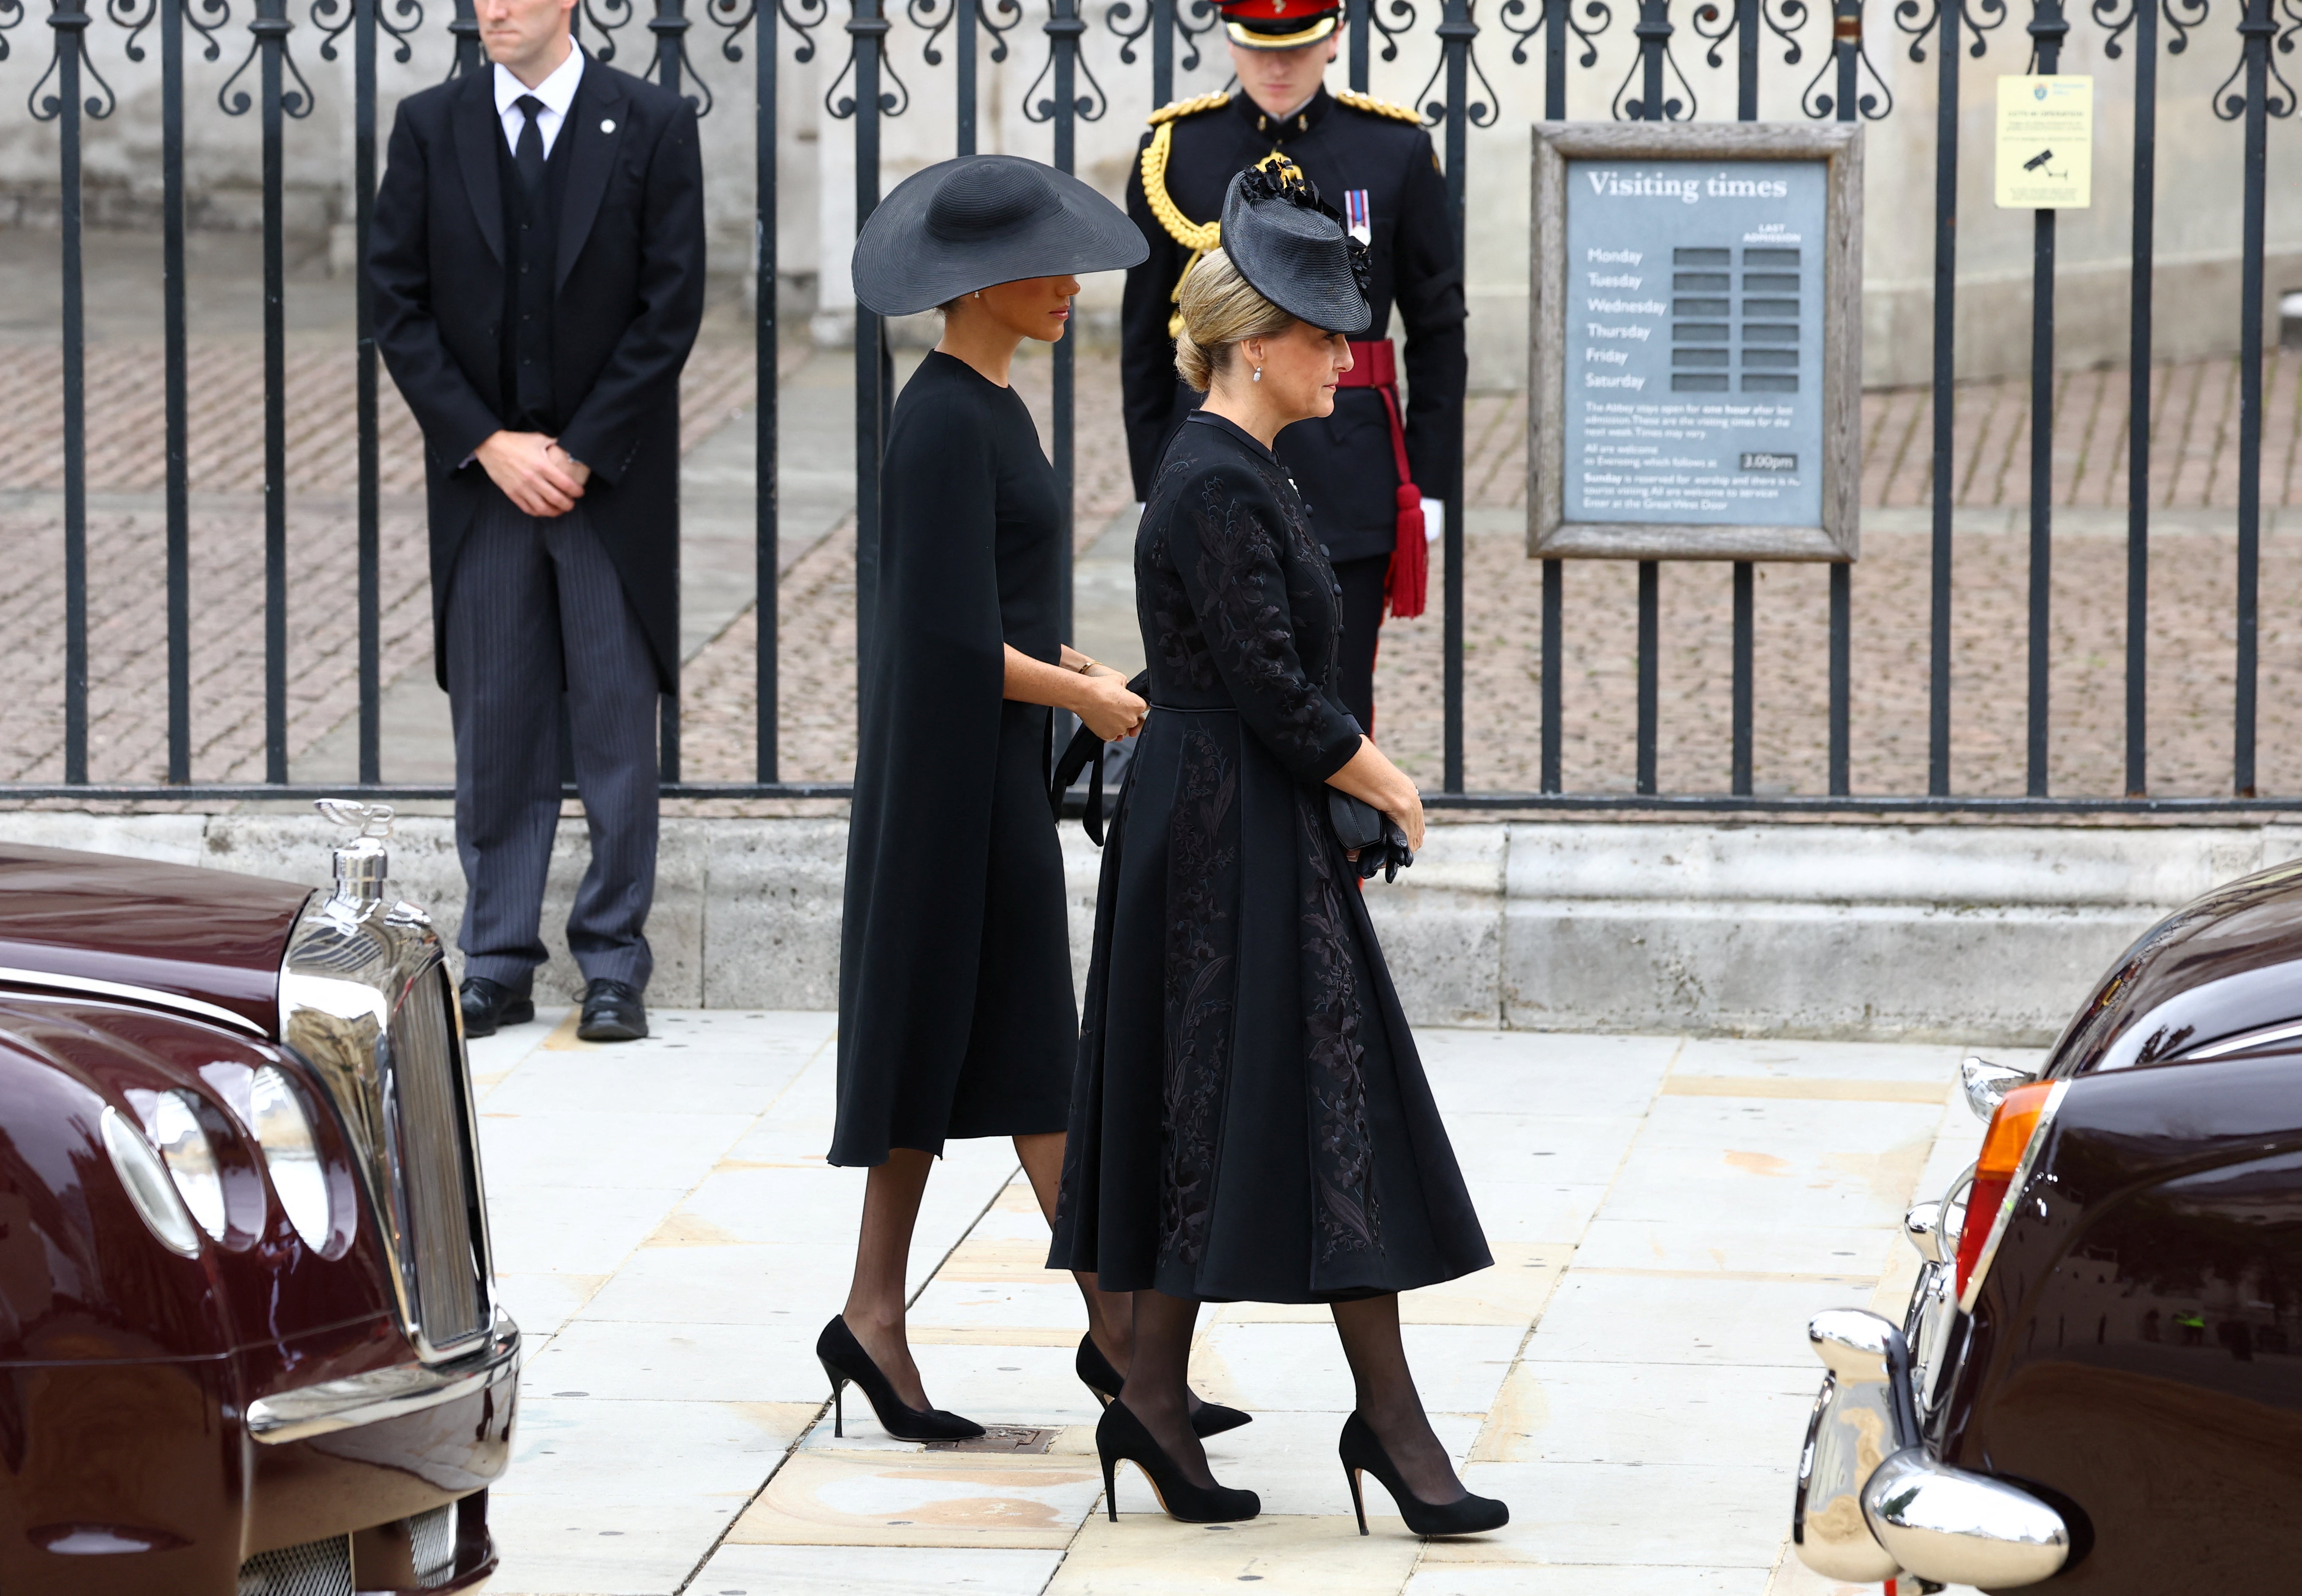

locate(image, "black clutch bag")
(1329, 791), (1414, 883)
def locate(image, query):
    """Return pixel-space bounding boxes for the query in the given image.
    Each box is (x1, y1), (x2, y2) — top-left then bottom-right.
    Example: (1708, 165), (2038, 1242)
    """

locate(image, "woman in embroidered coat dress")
(1050, 170), (1505, 1535)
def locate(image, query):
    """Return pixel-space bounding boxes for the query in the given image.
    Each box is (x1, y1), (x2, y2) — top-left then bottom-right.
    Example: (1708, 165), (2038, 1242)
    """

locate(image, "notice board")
(1528, 123), (1863, 561)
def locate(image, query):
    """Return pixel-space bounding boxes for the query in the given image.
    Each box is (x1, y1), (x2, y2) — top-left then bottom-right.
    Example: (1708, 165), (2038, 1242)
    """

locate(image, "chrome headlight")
(149, 1091), (228, 1241)
(249, 1065), (332, 1247)
(100, 1104), (202, 1257)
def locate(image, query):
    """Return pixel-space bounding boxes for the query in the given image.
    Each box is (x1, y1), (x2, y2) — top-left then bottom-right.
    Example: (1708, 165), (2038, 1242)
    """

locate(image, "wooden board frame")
(1527, 122), (1864, 562)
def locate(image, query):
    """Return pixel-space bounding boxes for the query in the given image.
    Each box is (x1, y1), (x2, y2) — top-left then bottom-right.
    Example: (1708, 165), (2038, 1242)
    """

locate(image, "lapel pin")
(600, 118), (615, 133)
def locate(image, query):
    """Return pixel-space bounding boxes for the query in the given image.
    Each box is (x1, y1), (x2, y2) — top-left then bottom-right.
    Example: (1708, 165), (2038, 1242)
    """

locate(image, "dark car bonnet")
(2047, 856), (2302, 1078)
(0, 845), (312, 1037)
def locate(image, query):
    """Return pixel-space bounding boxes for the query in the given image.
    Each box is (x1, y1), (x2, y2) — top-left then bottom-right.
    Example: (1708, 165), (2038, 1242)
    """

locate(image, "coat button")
(601, 118), (616, 133)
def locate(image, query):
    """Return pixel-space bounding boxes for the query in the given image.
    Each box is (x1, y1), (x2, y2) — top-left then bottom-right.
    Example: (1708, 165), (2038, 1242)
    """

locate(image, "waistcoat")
(497, 117), (576, 432)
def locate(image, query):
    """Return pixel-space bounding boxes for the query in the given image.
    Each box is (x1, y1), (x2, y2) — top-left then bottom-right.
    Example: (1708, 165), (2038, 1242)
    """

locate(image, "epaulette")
(1334, 88), (1424, 125)
(1147, 90), (1231, 126)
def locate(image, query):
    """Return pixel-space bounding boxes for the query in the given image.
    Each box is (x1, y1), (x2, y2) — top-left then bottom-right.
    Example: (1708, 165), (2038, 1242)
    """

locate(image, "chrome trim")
(1905, 1167), (1970, 1416)
(1862, 1447), (2071, 1586)
(1960, 1054), (2037, 1122)
(1902, 1200), (1944, 1265)
(247, 1307), (518, 1444)
(1795, 1166), (2067, 1589)
(317, 798), (395, 905)
(1793, 1310), (1913, 1582)
(2185, 1016), (2302, 1060)
(279, 806), (496, 1366)
(0, 965), (266, 1036)
(1957, 1079), (2069, 1314)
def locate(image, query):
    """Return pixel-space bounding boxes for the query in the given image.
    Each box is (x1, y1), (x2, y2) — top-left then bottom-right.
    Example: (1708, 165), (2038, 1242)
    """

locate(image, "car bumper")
(249, 1306), (521, 1443)
(1792, 1308), (2070, 1588)
(0, 1312), (518, 1595)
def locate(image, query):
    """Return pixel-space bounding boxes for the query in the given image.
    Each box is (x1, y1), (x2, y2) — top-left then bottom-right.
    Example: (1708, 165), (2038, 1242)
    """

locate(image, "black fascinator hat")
(1217, 166), (1372, 336)
(851, 154), (1147, 318)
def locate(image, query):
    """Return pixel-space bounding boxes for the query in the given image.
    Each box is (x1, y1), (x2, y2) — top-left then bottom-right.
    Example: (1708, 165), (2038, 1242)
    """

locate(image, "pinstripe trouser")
(445, 501), (659, 994)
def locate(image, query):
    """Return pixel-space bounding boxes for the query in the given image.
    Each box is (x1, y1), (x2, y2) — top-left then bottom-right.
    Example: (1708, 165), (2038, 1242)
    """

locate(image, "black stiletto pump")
(1338, 1411), (1508, 1537)
(816, 1316), (984, 1442)
(1075, 1334), (1252, 1438)
(1096, 1398), (1260, 1524)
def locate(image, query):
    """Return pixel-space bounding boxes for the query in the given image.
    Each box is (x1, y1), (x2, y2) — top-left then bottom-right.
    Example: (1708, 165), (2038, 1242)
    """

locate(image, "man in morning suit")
(1120, 0), (1466, 734)
(371, 0), (704, 1041)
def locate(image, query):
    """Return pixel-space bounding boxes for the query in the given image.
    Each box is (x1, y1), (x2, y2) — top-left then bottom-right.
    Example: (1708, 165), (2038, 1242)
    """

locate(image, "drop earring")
(1252, 366), (1263, 383)
(973, 290), (983, 299)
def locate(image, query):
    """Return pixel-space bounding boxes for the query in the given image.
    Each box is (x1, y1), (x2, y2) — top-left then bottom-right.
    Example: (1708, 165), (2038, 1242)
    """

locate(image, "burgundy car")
(1793, 854), (2302, 1592)
(0, 805), (515, 1594)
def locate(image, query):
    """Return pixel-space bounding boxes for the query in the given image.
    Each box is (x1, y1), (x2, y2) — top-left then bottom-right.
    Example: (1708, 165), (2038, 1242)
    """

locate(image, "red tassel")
(1386, 484), (1427, 619)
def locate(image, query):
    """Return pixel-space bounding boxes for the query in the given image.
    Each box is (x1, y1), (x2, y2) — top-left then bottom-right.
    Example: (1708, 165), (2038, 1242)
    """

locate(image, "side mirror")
(1960, 1055), (2039, 1124)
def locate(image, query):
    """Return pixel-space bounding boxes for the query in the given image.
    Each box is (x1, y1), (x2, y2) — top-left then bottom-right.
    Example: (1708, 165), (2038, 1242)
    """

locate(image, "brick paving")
(7, 333), (2302, 800)
(0, 341), (761, 787)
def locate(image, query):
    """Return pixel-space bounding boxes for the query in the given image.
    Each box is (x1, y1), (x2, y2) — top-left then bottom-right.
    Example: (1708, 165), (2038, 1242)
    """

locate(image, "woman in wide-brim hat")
(1049, 166), (1508, 1536)
(822, 154), (1249, 1448)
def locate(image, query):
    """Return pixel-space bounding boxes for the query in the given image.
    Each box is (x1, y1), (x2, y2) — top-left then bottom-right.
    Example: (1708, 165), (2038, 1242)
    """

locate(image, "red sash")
(1334, 337), (1426, 619)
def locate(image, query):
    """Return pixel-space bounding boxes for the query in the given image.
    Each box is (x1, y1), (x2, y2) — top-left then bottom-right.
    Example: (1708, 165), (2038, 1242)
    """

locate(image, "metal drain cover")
(926, 1425), (1057, 1453)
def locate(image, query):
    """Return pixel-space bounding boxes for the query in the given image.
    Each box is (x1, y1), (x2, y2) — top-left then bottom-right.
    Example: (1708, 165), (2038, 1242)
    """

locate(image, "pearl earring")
(973, 290), (982, 299)
(1252, 366), (1263, 383)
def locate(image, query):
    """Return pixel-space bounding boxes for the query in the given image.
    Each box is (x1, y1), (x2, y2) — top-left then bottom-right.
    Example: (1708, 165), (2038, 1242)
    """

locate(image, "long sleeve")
(555, 100), (707, 485)
(1167, 461), (1361, 785)
(1121, 138), (1191, 503)
(1391, 132), (1467, 505)
(370, 104), (504, 468)
(873, 395), (1004, 701)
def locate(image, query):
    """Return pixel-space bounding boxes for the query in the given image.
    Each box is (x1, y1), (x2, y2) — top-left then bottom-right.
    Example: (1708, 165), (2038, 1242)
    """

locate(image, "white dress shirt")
(494, 43), (584, 160)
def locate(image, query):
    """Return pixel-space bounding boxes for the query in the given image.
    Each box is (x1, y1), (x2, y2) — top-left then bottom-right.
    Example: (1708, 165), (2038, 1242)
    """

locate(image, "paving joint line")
(669, 1131), (1023, 1596)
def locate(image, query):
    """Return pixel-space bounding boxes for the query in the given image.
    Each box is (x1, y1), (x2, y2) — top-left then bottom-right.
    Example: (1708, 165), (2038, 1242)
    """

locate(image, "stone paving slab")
(466, 1010), (1993, 1596)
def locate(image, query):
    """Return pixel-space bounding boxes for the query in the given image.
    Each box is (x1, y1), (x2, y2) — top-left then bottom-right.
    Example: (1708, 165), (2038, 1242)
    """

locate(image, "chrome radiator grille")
(389, 967), (488, 1352)
(238, 1535), (354, 1596)
(409, 1503), (457, 1585)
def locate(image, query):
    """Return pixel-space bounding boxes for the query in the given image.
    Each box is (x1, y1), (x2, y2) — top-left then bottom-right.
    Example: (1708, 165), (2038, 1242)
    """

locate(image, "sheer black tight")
(1116, 1288), (1468, 1504)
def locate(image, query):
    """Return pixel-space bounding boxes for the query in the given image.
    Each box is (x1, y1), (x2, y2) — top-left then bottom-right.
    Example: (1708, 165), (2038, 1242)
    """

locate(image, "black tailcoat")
(371, 53), (706, 688)
(1120, 86), (1467, 564)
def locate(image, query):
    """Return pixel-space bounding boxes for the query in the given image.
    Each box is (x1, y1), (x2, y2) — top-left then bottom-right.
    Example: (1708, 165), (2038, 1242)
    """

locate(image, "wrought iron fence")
(2, 0), (2298, 809)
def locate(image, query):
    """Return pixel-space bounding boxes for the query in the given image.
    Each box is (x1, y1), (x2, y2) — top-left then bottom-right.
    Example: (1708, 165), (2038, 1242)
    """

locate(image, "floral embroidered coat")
(1049, 411), (1491, 1302)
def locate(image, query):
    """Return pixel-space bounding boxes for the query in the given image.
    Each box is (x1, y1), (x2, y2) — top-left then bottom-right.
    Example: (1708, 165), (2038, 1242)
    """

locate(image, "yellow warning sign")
(1996, 75), (2093, 209)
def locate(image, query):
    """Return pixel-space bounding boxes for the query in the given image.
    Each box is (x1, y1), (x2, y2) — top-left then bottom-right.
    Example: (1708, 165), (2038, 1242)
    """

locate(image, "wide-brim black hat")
(851, 154), (1147, 318)
(1218, 167), (1372, 335)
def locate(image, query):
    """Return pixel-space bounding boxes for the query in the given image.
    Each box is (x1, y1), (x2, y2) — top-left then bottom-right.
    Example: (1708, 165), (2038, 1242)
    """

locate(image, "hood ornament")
(316, 799), (395, 906)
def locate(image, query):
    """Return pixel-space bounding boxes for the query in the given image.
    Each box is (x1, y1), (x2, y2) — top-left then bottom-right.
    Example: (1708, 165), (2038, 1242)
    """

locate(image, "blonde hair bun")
(1172, 248), (1296, 393)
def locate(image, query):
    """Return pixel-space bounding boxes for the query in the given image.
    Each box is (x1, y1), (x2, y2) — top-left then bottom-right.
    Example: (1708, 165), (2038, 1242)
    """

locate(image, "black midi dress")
(831, 352), (1077, 1167)
(1049, 411), (1492, 1302)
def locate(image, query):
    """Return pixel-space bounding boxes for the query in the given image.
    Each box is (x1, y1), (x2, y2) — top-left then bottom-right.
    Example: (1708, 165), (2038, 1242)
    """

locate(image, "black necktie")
(514, 94), (546, 203)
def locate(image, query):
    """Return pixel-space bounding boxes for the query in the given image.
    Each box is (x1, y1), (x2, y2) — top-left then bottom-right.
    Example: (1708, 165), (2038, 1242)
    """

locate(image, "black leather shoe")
(578, 978), (648, 1042)
(458, 976), (534, 1040)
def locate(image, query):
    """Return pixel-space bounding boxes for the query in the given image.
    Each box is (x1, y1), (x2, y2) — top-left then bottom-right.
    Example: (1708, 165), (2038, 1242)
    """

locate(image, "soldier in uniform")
(1119, 0), (1467, 733)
